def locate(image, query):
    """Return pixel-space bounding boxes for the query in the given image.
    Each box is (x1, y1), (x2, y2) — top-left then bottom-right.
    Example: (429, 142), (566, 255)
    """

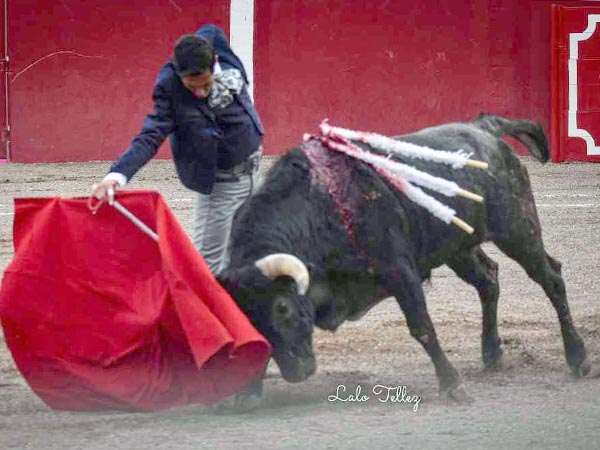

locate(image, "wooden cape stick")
(110, 200), (159, 242)
(106, 188), (159, 242)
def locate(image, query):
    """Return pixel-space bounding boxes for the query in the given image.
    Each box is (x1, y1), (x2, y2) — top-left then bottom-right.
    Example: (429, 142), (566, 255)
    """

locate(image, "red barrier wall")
(4, 0), (599, 162)
(254, 0), (575, 155)
(0, 0), (6, 161)
(7, 0), (229, 162)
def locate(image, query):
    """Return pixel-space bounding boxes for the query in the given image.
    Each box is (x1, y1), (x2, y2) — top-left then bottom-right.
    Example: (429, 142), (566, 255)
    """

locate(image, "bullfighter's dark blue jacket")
(109, 24), (264, 194)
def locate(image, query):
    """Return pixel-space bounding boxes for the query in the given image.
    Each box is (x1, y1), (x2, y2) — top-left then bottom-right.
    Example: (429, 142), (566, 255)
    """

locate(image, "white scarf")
(208, 65), (245, 109)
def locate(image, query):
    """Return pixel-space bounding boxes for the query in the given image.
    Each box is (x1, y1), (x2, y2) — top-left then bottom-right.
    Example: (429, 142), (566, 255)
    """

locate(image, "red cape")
(0, 191), (270, 411)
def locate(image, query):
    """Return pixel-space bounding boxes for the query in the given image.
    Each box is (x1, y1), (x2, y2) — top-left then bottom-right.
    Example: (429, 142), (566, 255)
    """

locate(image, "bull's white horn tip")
(255, 253), (310, 295)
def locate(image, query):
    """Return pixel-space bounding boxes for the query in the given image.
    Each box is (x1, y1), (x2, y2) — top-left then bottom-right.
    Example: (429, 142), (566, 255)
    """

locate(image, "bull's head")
(219, 254), (316, 382)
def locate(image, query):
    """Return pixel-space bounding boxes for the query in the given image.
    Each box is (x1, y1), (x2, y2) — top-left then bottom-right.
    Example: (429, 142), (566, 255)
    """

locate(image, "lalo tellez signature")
(327, 384), (422, 412)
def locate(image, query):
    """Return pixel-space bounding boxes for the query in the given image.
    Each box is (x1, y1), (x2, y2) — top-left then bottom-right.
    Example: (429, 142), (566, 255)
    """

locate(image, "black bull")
(218, 114), (593, 402)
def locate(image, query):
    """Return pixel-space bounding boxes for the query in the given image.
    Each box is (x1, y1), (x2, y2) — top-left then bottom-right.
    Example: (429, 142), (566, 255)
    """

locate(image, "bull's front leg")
(212, 364), (267, 414)
(385, 265), (470, 402)
(232, 371), (265, 413)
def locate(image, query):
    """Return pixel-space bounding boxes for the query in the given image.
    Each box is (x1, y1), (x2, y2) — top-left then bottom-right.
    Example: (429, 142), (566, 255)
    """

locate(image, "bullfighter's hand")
(91, 180), (119, 205)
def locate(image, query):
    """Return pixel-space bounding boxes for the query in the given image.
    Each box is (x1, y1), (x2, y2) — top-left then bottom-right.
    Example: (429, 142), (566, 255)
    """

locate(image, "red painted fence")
(2, 0), (599, 162)
(5, 0), (229, 162)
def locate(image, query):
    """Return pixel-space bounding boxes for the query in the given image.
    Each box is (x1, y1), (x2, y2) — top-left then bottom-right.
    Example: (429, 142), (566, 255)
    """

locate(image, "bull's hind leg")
(495, 234), (590, 377)
(385, 264), (469, 401)
(447, 247), (503, 369)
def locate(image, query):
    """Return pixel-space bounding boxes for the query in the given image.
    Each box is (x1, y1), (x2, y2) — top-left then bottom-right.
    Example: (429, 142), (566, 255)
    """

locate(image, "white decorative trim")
(229, 0), (255, 100)
(568, 14), (600, 155)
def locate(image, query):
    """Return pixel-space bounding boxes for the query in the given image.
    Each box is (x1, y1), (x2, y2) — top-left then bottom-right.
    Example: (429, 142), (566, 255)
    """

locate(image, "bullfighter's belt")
(215, 148), (262, 182)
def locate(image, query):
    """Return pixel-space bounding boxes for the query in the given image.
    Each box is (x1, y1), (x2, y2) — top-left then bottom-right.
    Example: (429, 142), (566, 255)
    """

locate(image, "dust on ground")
(0, 157), (599, 450)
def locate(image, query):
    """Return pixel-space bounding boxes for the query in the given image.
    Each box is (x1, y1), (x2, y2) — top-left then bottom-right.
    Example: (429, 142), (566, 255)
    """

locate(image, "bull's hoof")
(482, 342), (503, 370)
(441, 383), (474, 404)
(233, 393), (263, 413)
(571, 356), (592, 378)
(210, 393), (262, 415)
(483, 353), (503, 371)
(586, 364), (600, 378)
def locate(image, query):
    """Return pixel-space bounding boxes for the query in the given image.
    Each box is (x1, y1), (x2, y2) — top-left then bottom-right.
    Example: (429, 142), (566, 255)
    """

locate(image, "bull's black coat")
(220, 114), (589, 402)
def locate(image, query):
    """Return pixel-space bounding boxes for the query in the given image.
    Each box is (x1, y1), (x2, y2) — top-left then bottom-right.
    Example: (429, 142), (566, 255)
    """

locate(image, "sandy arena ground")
(0, 156), (599, 450)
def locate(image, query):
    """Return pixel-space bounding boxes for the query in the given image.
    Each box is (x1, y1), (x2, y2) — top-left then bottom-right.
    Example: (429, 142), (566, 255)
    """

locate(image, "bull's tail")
(473, 113), (549, 163)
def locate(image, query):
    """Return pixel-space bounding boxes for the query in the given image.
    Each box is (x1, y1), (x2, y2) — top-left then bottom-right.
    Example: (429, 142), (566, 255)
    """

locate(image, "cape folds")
(0, 191), (270, 411)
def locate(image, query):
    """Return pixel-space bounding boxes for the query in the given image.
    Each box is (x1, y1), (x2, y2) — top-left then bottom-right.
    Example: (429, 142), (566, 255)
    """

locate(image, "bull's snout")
(279, 354), (316, 383)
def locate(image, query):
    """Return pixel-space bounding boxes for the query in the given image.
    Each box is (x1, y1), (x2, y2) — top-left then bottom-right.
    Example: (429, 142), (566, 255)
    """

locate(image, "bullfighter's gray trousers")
(192, 158), (261, 275)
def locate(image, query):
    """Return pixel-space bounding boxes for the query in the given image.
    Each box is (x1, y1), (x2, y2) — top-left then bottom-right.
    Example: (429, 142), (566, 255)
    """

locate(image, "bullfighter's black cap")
(173, 34), (215, 76)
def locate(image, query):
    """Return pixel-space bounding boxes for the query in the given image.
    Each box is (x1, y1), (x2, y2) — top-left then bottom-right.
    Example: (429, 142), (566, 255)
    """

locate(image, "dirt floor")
(0, 156), (599, 450)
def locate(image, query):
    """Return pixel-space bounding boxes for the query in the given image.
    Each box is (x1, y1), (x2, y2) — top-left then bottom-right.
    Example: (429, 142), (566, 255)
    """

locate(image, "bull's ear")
(216, 266), (255, 291)
(216, 270), (242, 294)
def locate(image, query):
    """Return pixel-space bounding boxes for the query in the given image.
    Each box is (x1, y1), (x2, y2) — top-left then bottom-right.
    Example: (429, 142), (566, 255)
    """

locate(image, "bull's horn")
(255, 253), (310, 295)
